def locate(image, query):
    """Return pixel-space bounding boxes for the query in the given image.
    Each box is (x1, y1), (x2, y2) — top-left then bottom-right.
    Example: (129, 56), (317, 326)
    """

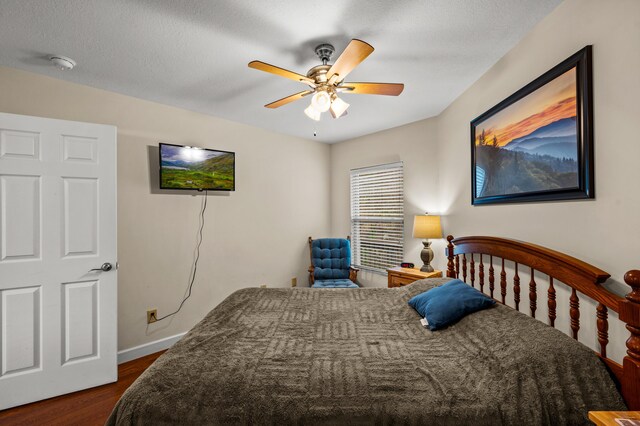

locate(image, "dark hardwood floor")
(0, 351), (164, 426)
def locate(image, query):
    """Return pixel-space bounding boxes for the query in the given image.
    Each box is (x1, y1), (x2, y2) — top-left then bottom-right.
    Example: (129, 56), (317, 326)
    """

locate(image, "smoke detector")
(49, 55), (76, 71)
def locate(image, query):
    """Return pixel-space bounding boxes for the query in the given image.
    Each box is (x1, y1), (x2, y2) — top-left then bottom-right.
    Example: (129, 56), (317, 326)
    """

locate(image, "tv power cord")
(155, 190), (207, 322)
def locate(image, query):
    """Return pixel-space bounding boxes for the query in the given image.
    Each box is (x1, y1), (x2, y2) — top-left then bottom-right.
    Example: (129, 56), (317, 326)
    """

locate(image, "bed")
(107, 236), (640, 425)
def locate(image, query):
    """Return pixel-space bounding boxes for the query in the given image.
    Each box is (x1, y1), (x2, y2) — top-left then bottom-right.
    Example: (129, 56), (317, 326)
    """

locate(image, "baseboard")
(117, 332), (186, 364)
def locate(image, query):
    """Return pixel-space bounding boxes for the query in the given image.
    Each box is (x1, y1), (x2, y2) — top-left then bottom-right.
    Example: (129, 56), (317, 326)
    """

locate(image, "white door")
(0, 112), (117, 409)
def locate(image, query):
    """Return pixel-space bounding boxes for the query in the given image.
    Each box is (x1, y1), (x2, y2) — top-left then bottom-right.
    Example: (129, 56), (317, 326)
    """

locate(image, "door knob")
(90, 263), (113, 272)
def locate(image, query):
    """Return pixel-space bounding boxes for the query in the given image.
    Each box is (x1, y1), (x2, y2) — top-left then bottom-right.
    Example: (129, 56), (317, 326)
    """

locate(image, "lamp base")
(420, 240), (435, 272)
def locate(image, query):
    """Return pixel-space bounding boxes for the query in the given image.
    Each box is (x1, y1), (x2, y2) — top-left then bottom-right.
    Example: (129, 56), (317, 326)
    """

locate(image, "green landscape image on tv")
(160, 143), (235, 191)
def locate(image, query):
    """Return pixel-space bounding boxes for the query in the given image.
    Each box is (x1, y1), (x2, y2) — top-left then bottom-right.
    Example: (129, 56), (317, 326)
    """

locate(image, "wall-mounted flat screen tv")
(159, 143), (235, 191)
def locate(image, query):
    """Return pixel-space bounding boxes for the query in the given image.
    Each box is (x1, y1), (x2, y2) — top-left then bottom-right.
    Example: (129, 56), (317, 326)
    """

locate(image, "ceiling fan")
(248, 39), (404, 121)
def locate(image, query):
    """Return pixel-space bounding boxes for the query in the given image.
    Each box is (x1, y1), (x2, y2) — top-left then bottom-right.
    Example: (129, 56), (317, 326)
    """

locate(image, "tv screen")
(159, 143), (235, 191)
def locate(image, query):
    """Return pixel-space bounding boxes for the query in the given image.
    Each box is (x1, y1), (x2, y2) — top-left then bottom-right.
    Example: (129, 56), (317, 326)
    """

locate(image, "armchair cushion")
(311, 238), (351, 281)
(313, 279), (359, 289)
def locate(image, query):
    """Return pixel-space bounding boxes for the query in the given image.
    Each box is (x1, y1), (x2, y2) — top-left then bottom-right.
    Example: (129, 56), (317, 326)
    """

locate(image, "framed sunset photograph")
(471, 46), (593, 205)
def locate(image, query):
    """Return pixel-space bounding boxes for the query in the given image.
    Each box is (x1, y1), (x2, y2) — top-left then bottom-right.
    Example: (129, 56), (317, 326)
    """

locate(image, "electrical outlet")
(291, 277), (297, 287)
(259, 284), (267, 288)
(147, 309), (158, 324)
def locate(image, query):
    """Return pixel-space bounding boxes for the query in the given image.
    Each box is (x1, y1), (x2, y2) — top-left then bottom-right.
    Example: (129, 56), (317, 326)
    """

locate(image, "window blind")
(350, 162), (404, 274)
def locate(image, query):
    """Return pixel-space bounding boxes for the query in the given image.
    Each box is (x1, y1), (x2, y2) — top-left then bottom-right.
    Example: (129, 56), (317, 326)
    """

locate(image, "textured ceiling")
(0, 0), (561, 143)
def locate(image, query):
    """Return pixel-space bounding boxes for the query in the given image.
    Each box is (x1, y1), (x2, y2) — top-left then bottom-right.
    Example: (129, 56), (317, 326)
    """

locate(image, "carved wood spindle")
(529, 267), (537, 319)
(455, 255), (460, 279)
(621, 270), (640, 409)
(479, 255), (485, 293)
(547, 277), (556, 327)
(500, 258), (507, 304)
(569, 288), (580, 340)
(446, 235), (456, 278)
(462, 254), (467, 283)
(514, 263), (520, 311)
(596, 303), (609, 358)
(488, 256), (495, 299)
(470, 254), (476, 288)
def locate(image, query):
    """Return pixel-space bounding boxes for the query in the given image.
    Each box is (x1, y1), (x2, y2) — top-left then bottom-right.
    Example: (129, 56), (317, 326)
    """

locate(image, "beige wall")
(0, 66), (331, 351)
(330, 118), (441, 287)
(436, 0), (640, 363)
(330, 0), (640, 362)
(438, 0), (640, 284)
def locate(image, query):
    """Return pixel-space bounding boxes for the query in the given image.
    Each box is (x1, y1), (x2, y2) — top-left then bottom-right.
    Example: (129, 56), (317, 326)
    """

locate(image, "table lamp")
(412, 214), (442, 272)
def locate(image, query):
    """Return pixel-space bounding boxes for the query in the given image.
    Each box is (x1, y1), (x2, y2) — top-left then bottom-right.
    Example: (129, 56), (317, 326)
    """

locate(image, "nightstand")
(387, 267), (442, 288)
(589, 411), (640, 425)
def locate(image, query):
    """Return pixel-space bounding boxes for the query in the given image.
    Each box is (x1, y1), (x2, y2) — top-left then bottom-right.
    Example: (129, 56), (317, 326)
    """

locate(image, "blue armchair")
(308, 237), (359, 288)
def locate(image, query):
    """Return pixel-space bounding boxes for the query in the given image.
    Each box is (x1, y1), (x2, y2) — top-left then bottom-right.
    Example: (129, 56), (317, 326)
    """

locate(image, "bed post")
(446, 235), (456, 278)
(621, 270), (640, 410)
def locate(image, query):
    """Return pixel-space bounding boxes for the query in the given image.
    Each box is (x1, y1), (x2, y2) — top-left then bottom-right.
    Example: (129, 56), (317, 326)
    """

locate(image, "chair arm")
(349, 267), (359, 283)
(308, 266), (315, 285)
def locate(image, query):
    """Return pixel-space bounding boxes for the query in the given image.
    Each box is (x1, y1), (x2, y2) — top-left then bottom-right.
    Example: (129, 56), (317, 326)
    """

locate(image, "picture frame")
(470, 46), (593, 205)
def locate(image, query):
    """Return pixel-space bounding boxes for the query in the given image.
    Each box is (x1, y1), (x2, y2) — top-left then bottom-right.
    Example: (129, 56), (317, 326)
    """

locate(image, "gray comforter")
(107, 279), (626, 425)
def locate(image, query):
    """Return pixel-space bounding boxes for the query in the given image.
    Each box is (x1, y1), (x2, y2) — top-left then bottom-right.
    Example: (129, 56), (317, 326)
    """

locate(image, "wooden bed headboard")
(445, 235), (640, 410)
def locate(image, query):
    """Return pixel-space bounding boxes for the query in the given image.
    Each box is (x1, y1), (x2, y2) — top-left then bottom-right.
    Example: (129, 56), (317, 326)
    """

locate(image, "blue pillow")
(408, 279), (495, 330)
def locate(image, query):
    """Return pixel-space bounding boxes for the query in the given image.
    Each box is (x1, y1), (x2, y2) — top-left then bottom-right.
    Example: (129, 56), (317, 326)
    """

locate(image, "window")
(350, 162), (404, 273)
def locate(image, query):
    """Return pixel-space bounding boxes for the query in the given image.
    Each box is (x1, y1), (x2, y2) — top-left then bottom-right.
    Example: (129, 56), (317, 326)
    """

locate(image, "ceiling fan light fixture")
(304, 104), (321, 121)
(329, 96), (349, 118)
(311, 90), (331, 112)
(249, 39), (403, 122)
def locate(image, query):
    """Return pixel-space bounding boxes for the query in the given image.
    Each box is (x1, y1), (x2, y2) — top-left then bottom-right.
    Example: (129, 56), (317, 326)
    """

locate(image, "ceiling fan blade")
(265, 90), (313, 109)
(339, 82), (404, 96)
(248, 61), (315, 86)
(327, 39), (374, 83)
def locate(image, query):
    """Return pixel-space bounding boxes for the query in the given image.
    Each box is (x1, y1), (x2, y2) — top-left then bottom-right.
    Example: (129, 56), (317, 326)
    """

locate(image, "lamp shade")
(311, 91), (331, 112)
(329, 96), (349, 118)
(304, 104), (321, 121)
(413, 215), (442, 239)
